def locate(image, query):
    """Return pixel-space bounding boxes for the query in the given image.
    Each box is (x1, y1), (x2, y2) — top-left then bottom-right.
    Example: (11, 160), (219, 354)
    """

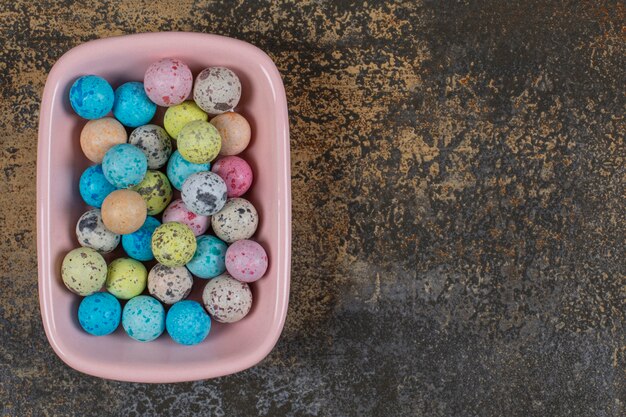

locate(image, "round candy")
(102, 143), (148, 189)
(69, 75), (114, 119)
(181, 171), (227, 216)
(225, 240), (268, 283)
(202, 273), (252, 323)
(148, 264), (193, 304)
(211, 198), (258, 243)
(132, 170), (172, 215)
(113, 81), (157, 127)
(101, 189), (147, 235)
(61, 247), (107, 296)
(211, 156), (253, 198)
(211, 112), (251, 156)
(143, 58), (193, 107)
(166, 150), (210, 191)
(106, 258), (147, 300)
(129, 125), (172, 169)
(76, 208), (120, 253)
(122, 216), (161, 261)
(151, 222), (197, 267)
(177, 120), (221, 164)
(162, 199), (209, 236)
(80, 117), (127, 163)
(166, 301), (211, 345)
(122, 295), (165, 342)
(186, 235), (227, 279)
(163, 101), (208, 140)
(79, 164), (117, 208)
(78, 292), (121, 336)
(193, 67), (241, 114)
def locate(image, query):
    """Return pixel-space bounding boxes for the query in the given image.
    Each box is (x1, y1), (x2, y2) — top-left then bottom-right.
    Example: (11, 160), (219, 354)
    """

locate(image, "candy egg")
(211, 198), (258, 243)
(211, 112), (251, 156)
(193, 67), (241, 114)
(166, 150), (210, 191)
(162, 199), (209, 236)
(101, 189), (147, 234)
(148, 264), (193, 304)
(225, 239), (268, 283)
(166, 301), (211, 345)
(144, 58), (193, 107)
(181, 171), (227, 216)
(177, 120), (221, 164)
(113, 81), (157, 127)
(151, 222), (197, 267)
(122, 295), (165, 342)
(106, 258), (147, 300)
(132, 170), (172, 215)
(79, 164), (117, 208)
(61, 247), (107, 296)
(80, 117), (127, 163)
(78, 292), (121, 336)
(211, 156), (253, 198)
(186, 235), (227, 279)
(102, 143), (148, 188)
(69, 75), (114, 119)
(202, 273), (252, 323)
(121, 216), (161, 261)
(76, 208), (120, 253)
(163, 101), (208, 140)
(129, 124), (172, 169)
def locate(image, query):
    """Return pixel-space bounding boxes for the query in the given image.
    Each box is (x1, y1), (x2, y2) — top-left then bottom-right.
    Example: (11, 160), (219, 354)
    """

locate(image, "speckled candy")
(78, 292), (121, 336)
(148, 264), (193, 304)
(177, 120), (222, 164)
(106, 258), (147, 300)
(144, 58), (193, 107)
(193, 67), (241, 114)
(122, 216), (161, 261)
(162, 199), (209, 236)
(102, 143), (148, 189)
(113, 81), (157, 127)
(122, 296), (165, 342)
(166, 301), (211, 345)
(211, 112), (251, 156)
(225, 239), (268, 283)
(186, 235), (227, 279)
(129, 125), (172, 169)
(163, 101), (208, 140)
(211, 156), (253, 198)
(151, 222), (197, 267)
(181, 171), (227, 216)
(69, 75), (114, 119)
(79, 164), (117, 208)
(101, 189), (147, 235)
(202, 273), (252, 323)
(80, 117), (127, 163)
(76, 209), (120, 253)
(211, 198), (258, 243)
(61, 247), (107, 296)
(132, 170), (172, 215)
(166, 150), (210, 191)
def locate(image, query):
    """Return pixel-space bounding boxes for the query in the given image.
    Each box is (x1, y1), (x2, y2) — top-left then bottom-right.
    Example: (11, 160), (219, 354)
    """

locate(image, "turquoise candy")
(113, 81), (157, 127)
(122, 216), (161, 261)
(69, 75), (114, 119)
(186, 235), (227, 279)
(102, 143), (147, 188)
(122, 295), (165, 342)
(166, 301), (211, 345)
(79, 164), (117, 208)
(78, 292), (121, 336)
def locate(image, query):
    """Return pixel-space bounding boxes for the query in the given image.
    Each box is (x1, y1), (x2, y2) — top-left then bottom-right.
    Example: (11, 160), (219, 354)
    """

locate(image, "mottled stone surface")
(1, 1), (624, 416)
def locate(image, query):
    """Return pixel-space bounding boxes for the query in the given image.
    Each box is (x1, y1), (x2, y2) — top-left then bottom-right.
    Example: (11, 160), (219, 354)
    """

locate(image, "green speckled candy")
(177, 120), (221, 164)
(61, 247), (107, 296)
(132, 170), (173, 215)
(163, 101), (208, 140)
(151, 222), (197, 267)
(106, 258), (147, 300)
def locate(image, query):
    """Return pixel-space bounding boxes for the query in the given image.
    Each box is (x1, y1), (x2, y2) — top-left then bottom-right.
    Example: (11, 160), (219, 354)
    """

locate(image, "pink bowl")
(37, 32), (291, 383)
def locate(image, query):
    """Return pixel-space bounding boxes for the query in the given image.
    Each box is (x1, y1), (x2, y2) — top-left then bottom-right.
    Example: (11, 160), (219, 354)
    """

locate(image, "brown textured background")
(0, 1), (625, 416)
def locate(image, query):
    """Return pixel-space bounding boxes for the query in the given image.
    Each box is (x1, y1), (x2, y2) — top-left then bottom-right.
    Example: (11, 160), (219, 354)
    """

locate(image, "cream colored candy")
(61, 247), (107, 296)
(101, 189), (147, 234)
(80, 117), (127, 163)
(211, 112), (251, 156)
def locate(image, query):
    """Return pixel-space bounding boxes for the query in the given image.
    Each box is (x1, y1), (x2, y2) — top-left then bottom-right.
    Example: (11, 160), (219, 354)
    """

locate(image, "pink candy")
(162, 199), (210, 236)
(144, 58), (193, 107)
(211, 156), (253, 198)
(225, 240), (268, 283)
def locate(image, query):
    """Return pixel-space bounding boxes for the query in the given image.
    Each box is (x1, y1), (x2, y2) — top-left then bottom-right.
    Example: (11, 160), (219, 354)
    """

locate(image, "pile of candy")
(62, 59), (268, 346)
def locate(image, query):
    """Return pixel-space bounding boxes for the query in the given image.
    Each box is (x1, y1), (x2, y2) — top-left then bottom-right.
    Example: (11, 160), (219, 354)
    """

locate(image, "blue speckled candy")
(69, 75), (114, 119)
(78, 292), (121, 336)
(166, 150), (210, 191)
(79, 164), (117, 208)
(113, 82), (157, 127)
(186, 235), (227, 279)
(122, 216), (161, 261)
(122, 295), (165, 342)
(102, 143), (148, 188)
(166, 300), (211, 345)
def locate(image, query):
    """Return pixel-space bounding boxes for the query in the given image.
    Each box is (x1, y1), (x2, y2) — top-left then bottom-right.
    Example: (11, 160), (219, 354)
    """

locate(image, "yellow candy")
(163, 101), (208, 140)
(132, 170), (173, 215)
(151, 222), (197, 267)
(177, 120), (221, 164)
(106, 258), (147, 300)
